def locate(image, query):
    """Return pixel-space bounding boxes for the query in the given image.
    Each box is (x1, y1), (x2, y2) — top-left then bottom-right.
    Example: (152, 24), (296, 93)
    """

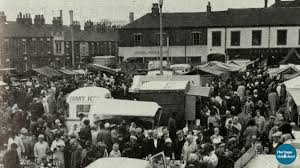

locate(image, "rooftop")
(122, 7), (300, 29)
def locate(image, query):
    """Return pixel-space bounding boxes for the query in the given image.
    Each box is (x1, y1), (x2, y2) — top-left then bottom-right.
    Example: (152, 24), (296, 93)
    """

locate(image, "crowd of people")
(0, 61), (298, 168)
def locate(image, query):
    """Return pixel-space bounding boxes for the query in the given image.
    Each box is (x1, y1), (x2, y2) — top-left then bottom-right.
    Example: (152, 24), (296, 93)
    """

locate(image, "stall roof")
(86, 158), (150, 168)
(32, 66), (61, 78)
(58, 69), (79, 75)
(89, 99), (161, 120)
(139, 81), (189, 91)
(284, 76), (300, 88)
(129, 75), (201, 92)
(0, 68), (16, 71)
(287, 88), (300, 107)
(88, 63), (118, 74)
(0, 81), (7, 86)
(194, 61), (242, 76)
(186, 86), (211, 97)
(72, 69), (87, 75)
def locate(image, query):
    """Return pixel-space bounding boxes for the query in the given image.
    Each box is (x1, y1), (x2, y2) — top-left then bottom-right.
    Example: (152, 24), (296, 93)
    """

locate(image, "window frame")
(252, 30), (262, 46)
(192, 32), (201, 45)
(133, 33), (142, 46)
(277, 29), (287, 46)
(212, 31), (222, 47)
(230, 31), (241, 46)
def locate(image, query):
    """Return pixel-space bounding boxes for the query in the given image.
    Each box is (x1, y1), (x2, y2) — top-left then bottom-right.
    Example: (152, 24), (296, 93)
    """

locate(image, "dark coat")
(3, 149), (20, 168)
(173, 138), (185, 160)
(148, 138), (164, 155)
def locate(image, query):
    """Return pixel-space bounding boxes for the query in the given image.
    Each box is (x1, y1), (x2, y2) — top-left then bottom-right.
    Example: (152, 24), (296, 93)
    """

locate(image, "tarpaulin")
(32, 66), (61, 78)
(58, 69), (79, 75)
(193, 61), (241, 76)
(88, 64), (118, 74)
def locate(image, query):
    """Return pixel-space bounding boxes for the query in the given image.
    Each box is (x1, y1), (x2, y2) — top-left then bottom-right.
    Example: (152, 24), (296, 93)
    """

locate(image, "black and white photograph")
(0, 0), (300, 167)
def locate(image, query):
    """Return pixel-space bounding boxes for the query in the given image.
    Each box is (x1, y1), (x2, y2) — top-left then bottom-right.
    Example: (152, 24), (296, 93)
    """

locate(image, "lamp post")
(159, 0), (163, 75)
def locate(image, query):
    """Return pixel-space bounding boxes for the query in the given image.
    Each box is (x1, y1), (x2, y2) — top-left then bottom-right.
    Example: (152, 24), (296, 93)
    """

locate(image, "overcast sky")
(0, 0), (276, 25)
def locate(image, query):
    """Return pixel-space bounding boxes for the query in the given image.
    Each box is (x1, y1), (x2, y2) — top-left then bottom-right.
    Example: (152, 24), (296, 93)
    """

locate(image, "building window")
(4, 39), (9, 51)
(32, 40), (36, 53)
(231, 31), (240, 46)
(298, 30), (300, 45)
(22, 39), (27, 54)
(212, 31), (221, 46)
(55, 41), (62, 54)
(252, 30), (262, 46)
(133, 33), (142, 46)
(97, 42), (100, 54)
(277, 29), (287, 45)
(192, 32), (201, 45)
(155, 33), (167, 46)
(91, 42), (95, 55)
(47, 41), (51, 53)
(76, 105), (91, 117)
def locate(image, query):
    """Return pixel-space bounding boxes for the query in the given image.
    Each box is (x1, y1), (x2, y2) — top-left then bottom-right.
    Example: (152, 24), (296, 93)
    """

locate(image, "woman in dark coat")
(3, 143), (20, 168)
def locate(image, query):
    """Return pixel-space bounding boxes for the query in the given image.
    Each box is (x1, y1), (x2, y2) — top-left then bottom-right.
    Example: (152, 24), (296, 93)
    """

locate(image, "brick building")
(119, 0), (300, 65)
(0, 11), (119, 72)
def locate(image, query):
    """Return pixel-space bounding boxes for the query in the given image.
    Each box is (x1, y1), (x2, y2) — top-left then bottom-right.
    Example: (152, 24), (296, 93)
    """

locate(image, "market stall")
(66, 86), (112, 128)
(86, 158), (151, 168)
(88, 99), (161, 128)
(32, 66), (62, 78)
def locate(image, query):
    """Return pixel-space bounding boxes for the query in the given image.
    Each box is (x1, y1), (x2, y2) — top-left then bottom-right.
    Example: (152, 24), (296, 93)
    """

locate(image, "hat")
(212, 137), (222, 144)
(104, 123), (110, 128)
(21, 128), (28, 134)
(165, 138), (172, 143)
(136, 127), (142, 133)
(130, 135), (137, 140)
(70, 138), (77, 144)
(270, 116), (276, 119)
(55, 119), (60, 124)
(38, 134), (45, 139)
(176, 130), (183, 135)
(272, 131), (283, 138)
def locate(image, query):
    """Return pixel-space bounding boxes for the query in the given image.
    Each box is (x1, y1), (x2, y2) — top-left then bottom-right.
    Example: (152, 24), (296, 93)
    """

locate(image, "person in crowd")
(8, 131), (25, 159)
(79, 119), (92, 145)
(150, 130), (164, 155)
(168, 112), (177, 141)
(97, 123), (112, 151)
(70, 138), (83, 168)
(109, 143), (121, 157)
(254, 110), (266, 133)
(34, 134), (49, 164)
(210, 127), (223, 144)
(3, 143), (20, 168)
(163, 138), (173, 158)
(243, 119), (259, 149)
(51, 134), (65, 168)
(202, 143), (218, 168)
(182, 135), (197, 162)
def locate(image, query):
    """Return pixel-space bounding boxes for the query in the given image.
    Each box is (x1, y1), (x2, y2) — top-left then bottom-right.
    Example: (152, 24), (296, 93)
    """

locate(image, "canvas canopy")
(186, 86), (211, 97)
(88, 63), (118, 74)
(0, 81), (7, 86)
(32, 66), (61, 78)
(268, 66), (299, 78)
(88, 99), (161, 122)
(287, 88), (300, 107)
(193, 61), (242, 76)
(67, 87), (111, 104)
(58, 69), (79, 75)
(86, 158), (150, 168)
(139, 81), (189, 91)
(130, 75), (201, 92)
(284, 76), (300, 89)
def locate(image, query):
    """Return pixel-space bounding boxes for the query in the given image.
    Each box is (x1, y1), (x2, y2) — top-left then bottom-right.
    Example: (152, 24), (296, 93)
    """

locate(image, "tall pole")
(159, 0), (163, 75)
(69, 10), (75, 67)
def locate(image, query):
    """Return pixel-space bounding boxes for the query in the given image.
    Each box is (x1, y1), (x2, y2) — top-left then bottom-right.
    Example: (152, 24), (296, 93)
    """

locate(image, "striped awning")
(32, 66), (61, 78)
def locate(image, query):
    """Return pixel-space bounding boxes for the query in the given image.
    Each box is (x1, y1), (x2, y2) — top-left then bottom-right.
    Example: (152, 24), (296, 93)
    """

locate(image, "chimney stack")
(129, 12), (134, 23)
(60, 10), (63, 24)
(207, 2), (212, 16)
(264, 0), (268, 8)
(0, 11), (6, 23)
(69, 10), (74, 25)
(34, 14), (45, 25)
(151, 3), (159, 16)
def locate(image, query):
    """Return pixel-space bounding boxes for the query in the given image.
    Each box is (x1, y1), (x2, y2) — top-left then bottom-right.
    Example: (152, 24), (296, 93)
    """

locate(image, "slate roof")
(270, 0), (300, 8)
(0, 21), (119, 41)
(122, 7), (300, 29)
